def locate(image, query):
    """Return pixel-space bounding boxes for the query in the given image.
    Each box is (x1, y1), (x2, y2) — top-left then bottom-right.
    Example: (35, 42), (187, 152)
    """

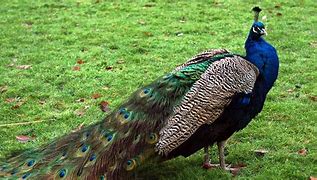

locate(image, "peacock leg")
(204, 146), (210, 163)
(217, 140), (227, 169)
(217, 140), (239, 171)
(202, 146), (214, 169)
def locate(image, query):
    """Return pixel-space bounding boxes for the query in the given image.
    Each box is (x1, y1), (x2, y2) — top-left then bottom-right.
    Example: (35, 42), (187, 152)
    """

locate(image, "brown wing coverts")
(156, 56), (259, 155)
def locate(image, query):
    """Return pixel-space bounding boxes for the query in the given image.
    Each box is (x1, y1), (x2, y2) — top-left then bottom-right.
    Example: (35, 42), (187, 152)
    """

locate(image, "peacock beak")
(261, 28), (267, 36)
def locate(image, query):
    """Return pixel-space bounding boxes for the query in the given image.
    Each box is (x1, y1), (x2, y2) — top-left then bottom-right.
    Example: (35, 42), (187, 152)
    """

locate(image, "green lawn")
(0, 0), (316, 179)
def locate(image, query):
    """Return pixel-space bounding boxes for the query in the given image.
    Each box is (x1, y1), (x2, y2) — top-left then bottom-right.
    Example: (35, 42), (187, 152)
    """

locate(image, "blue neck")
(245, 30), (279, 94)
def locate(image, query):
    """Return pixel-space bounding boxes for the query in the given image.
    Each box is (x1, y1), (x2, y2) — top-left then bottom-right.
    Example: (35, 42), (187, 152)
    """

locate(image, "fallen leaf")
(274, 4), (281, 8)
(310, 41), (317, 48)
(0, 86), (8, 93)
(310, 176), (317, 180)
(276, 12), (282, 16)
(7, 63), (15, 67)
(254, 149), (269, 157)
(287, 88), (294, 93)
(16, 135), (35, 143)
(308, 96), (317, 102)
(179, 20), (186, 23)
(176, 32), (184, 36)
(5, 98), (16, 103)
(100, 101), (110, 112)
(39, 100), (46, 105)
(143, 31), (153, 37)
(16, 65), (32, 70)
(72, 122), (84, 132)
(105, 66), (113, 71)
(73, 66), (81, 71)
(102, 86), (110, 91)
(138, 20), (146, 25)
(75, 98), (85, 102)
(298, 148), (307, 156)
(11, 101), (25, 109)
(92, 93), (102, 99)
(74, 106), (89, 117)
(116, 60), (125, 64)
(77, 59), (84, 64)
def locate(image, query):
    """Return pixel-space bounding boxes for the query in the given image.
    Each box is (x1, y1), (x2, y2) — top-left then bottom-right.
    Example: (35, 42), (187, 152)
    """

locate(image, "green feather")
(0, 50), (232, 179)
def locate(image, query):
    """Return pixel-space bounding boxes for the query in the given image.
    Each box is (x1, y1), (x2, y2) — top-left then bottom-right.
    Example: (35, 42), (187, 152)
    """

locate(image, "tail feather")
(0, 49), (230, 180)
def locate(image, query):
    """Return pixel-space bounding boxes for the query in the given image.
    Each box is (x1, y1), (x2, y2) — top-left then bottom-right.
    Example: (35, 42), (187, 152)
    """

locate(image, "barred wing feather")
(156, 56), (259, 155)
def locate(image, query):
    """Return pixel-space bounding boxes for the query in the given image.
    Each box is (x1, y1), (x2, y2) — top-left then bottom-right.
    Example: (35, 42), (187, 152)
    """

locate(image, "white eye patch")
(252, 27), (260, 34)
(252, 27), (265, 34)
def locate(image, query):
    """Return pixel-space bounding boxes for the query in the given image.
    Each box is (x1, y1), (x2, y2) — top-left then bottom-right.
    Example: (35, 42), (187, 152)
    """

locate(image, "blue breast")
(245, 37), (279, 93)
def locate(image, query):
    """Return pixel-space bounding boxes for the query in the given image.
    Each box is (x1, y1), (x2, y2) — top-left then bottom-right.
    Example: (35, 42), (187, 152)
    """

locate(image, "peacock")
(0, 6), (278, 180)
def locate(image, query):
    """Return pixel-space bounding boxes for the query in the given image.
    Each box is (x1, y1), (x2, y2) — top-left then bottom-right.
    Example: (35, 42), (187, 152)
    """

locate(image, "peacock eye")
(106, 134), (113, 141)
(143, 88), (150, 94)
(22, 172), (31, 179)
(139, 87), (153, 98)
(123, 112), (130, 119)
(84, 132), (90, 138)
(27, 159), (35, 167)
(62, 151), (67, 157)
(119, 108), (126, 114)
(11, 168), (18, 175)
(59, 169), (67, 178)
(146, 133), (158, 144)
(81, 144), (89, 152)
(89, 154), (96, 161)
(125, 159), (136, 171)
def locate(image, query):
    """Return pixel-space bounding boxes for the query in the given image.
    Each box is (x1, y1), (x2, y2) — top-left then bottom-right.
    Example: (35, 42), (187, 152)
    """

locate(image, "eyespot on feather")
(26, 159), (35, 167)
(125, 159), (136, 171)
(139, 88), (152, 98)
(81, 144), (89, 153)
(58, 168), (67, 178)
(146, 133), (158, 144)
(22, 172), (31, 179)
(89, 154), (97, 161)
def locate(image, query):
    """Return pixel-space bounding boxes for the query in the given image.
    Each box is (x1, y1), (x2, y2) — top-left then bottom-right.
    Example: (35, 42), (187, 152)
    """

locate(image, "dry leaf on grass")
(100, 101), (110, 112)
(0, 86), (8, 93)
(298, 148), (307, 156)
(105, 66), (113, 71)
(16, 65), (32, 70)
(77, 59), (84, 64)
(102, 86), (110, 91)
(75, 98), (85, 102)
(230, 163), (247, 176)
(5, 98), (16, 103)
(92, 93), (102, 99)
(254, 149), (269, 157)
(74, 106), (89, 117)
(73, 66), (81, 71)
(16, 135), (36, 143)
(72, 122), (85, 133)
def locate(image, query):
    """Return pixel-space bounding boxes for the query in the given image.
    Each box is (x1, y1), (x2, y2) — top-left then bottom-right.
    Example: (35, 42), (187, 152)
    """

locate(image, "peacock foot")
(202, 162), (232, 170)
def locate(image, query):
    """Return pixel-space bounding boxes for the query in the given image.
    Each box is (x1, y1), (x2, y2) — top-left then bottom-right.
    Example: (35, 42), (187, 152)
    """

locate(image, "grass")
(0, 0), (316, 179)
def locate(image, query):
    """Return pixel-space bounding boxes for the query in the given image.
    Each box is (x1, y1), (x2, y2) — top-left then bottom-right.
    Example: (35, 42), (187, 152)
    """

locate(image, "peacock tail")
(0, 49), (237, 180)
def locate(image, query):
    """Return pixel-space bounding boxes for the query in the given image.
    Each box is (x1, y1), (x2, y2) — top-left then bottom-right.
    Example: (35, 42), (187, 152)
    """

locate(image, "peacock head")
(251, 21), (267, 36)
(249, 7), (267, 39)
